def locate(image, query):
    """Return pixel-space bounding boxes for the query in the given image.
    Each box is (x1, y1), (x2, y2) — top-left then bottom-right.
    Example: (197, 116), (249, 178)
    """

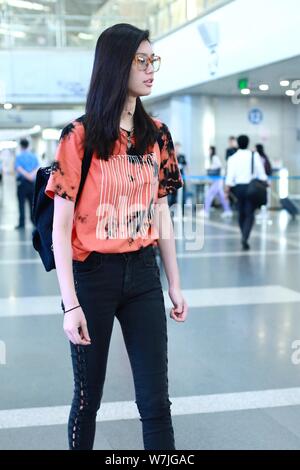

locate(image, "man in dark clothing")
(15, 138), (39, 230)
(224, 135), (267, 250)
(225, 136), (238, 161)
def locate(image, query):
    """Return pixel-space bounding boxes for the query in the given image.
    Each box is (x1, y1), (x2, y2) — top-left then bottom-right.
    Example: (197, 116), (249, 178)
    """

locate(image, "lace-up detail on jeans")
(69, 345), (89, 449)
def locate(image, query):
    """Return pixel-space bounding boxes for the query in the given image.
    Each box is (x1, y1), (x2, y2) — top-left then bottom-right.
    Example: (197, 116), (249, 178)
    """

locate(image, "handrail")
(183, 175), (300, 181)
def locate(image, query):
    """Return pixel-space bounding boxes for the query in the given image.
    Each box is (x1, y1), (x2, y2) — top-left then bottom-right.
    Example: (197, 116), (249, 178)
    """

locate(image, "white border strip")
(1, 387), (300, 430)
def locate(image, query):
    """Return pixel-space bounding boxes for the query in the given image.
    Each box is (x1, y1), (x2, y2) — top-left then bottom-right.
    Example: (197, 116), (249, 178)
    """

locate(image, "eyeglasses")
(133, 53), (161, 72)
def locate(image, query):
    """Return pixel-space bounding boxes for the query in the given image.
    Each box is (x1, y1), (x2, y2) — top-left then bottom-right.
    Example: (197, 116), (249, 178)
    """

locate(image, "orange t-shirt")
(45, 116), (183, 261)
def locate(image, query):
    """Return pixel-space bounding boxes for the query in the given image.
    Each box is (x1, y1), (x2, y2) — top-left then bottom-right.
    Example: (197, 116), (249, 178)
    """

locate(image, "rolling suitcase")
(280, 197), (299, 219)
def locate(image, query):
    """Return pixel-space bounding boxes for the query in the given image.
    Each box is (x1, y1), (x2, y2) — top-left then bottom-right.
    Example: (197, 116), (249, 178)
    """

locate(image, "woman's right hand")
(63, 306), (91, 346)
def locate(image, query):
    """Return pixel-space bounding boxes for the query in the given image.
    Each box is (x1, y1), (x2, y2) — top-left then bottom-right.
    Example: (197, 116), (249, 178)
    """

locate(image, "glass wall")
(149, 0), (228, 38)
(0, 0), (234, 49)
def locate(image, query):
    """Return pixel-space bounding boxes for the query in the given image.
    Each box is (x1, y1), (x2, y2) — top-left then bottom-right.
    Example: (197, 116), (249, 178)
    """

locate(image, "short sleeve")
(254, 152), (268, 181)
(225, 157), (235, 187)
(157, 123), (184, 198)
(45, 121), (84, 202)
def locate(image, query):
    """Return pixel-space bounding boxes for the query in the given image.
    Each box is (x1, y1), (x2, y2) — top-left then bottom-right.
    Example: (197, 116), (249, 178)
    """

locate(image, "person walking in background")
(15, 138), (39, 230)
(204, 146), (232, 218)
(225, 136), (238, 161)
(225, 135), (267, 250)
(255, 144), (272, 217)
(255, 144), (272, 176)
(45, 23), (188, 451)
(168, 142), (188, 215)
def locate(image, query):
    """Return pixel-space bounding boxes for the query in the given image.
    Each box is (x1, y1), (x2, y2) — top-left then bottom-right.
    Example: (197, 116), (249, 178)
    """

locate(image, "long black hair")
(85, 23), (159, 160)
(256, 143), (272, 176)
(256, 144), (266, 158)
(209, 145), (216, 162)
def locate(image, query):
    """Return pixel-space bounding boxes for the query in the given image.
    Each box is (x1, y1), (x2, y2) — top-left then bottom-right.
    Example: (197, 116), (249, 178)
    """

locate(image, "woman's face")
(128, 40), (156, 98)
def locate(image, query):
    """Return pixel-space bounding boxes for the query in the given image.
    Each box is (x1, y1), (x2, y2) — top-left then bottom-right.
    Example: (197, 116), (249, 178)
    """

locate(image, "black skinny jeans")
(232, 184), (256, 242)
(68, 245), (175, 450)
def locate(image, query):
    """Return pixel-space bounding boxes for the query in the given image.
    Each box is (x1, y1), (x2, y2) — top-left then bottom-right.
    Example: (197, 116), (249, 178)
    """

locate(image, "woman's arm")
(53, 195), (91, 345)
(154, 195), (188, 322)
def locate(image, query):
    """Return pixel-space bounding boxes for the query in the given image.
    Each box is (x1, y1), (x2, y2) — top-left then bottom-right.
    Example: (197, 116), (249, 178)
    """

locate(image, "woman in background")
(255, 144), (272, 176)
(204, 146), (232, 218)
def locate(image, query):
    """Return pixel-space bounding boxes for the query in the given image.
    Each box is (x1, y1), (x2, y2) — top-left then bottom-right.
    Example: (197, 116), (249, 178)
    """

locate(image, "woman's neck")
(120, 96), (136, 131)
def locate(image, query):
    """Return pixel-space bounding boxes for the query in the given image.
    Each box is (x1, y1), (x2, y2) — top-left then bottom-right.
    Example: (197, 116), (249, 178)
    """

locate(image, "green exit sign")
(238, 78), (248, 90)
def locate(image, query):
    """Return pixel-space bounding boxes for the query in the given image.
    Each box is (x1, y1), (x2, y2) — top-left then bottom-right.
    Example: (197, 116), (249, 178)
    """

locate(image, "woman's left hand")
(168, 286), (188, 322)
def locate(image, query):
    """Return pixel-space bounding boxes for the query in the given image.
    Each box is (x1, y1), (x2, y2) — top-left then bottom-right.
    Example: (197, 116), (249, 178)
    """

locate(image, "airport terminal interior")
(1, 0), (300, 451)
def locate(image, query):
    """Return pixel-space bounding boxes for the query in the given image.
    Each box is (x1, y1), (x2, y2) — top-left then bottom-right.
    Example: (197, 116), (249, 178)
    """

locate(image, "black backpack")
(32, 146), (93, 272)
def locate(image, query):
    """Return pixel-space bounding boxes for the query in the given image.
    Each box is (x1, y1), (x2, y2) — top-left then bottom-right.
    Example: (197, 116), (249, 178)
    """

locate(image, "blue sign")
(248, 108), (263, 125)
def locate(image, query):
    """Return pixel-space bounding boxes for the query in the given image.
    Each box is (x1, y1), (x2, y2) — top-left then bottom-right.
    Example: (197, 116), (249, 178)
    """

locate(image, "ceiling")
(182, 55), (300, 98)
(0, 0), (234, 134)
(144, 55), (300, 110)
(0, 0), (228, 48)
(2, 1), (296, 135)
(0, 0), (148, 48)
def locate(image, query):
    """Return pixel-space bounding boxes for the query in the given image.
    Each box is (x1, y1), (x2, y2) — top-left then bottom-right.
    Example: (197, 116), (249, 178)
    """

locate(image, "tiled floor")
(1, 175), (300, 450)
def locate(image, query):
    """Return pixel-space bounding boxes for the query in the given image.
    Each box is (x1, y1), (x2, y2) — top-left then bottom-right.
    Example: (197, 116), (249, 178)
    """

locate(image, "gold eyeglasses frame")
(133, 53), (161, 72)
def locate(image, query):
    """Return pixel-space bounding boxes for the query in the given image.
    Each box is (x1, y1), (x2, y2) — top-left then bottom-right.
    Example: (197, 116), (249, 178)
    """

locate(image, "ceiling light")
(285, 90), (295, 97)
(3, 103), (13, 110)
(241, 88), (251, 95)
(0, 28), (26, 38)
(0, 0), (50, 11)
(280, 80), (290, 87)
(78, 33), (93, 40)
(12, 31), (26, 38)
(31, 125), (42, 134)
(259, 84), (269, 91)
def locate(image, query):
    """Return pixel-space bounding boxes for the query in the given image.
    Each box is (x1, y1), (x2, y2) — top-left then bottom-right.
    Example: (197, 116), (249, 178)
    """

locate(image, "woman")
(45, 23), (188, 450)
(204, 146), (232, 218)
(255, 144), (272, 176)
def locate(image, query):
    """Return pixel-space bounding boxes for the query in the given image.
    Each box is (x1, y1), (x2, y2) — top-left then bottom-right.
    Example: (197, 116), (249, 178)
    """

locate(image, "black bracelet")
(64, 305), (81, 315)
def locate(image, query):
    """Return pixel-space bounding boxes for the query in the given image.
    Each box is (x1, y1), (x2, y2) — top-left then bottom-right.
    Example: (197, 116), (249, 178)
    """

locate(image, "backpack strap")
(75, 147), (93, 208)
(74, 116), (92, 208)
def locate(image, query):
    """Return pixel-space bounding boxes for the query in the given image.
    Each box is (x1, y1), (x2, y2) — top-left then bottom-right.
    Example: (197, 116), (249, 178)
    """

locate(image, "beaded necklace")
(120, 127), (134, 150)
